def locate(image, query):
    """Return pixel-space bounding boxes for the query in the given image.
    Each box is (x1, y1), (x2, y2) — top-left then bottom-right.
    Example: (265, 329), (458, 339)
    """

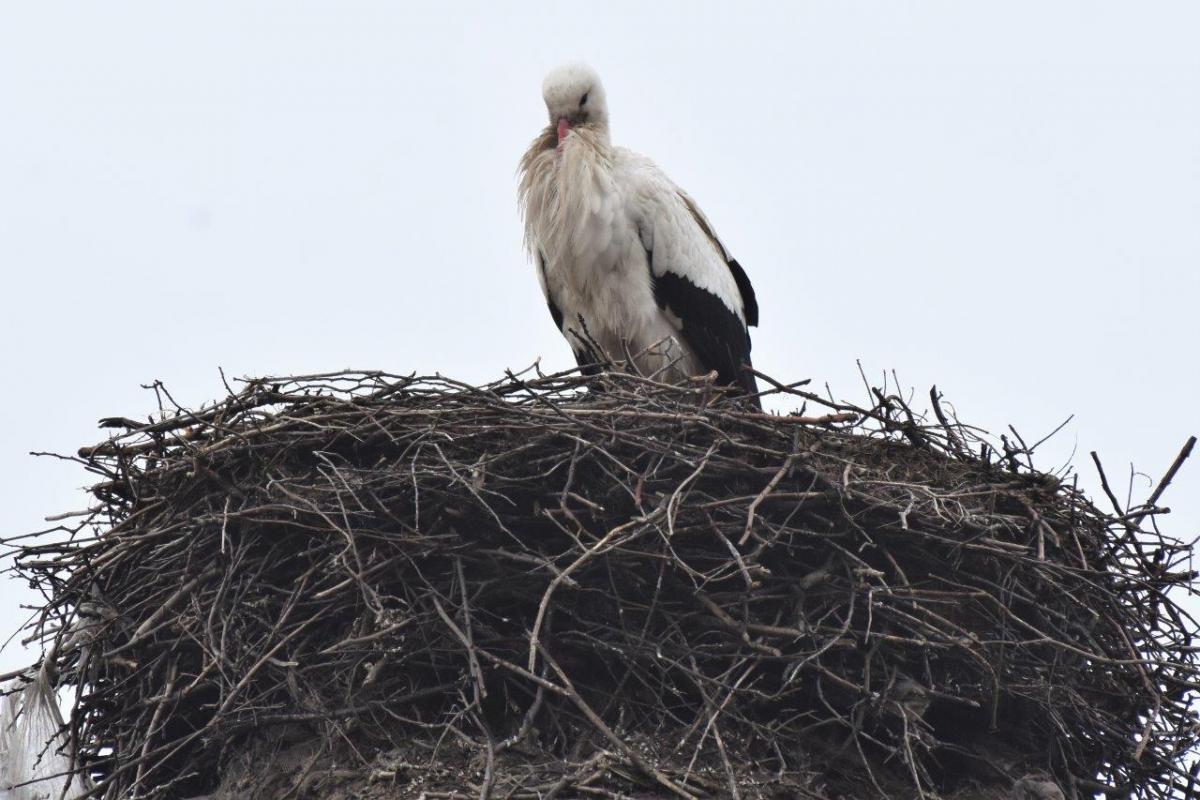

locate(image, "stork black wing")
(651, 266), (758, 403)
(726, 257), (758, 327)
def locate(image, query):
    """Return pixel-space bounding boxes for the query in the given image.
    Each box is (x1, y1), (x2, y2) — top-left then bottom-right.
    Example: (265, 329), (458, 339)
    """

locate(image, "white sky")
(1, 2), (1197, 673)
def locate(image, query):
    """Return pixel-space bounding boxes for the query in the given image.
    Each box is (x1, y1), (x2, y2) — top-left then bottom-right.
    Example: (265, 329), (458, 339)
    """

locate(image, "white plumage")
(519, 63), (759, 401)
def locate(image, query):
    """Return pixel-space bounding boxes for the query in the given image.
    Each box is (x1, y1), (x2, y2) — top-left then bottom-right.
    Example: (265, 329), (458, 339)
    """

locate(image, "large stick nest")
(5, 368), (1198, 799)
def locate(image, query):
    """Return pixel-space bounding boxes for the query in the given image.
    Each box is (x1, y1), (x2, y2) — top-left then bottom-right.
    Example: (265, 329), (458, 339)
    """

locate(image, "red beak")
(556, 117), (571, 145)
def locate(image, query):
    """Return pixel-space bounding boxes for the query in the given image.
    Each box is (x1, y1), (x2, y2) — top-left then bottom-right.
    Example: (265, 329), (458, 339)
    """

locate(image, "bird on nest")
(519, 62), (761, 405)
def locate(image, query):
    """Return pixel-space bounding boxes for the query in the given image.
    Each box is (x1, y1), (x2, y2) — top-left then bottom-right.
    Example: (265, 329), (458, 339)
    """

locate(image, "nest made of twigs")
(5, 367), (1197, 800)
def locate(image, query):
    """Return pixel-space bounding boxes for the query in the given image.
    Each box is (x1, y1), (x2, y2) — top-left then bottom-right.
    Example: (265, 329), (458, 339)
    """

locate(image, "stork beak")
(556, 116), (571, 145)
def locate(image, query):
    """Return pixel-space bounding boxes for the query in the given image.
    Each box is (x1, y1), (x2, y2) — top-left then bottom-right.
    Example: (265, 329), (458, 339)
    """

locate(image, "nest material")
(5, 368), (1198, 800)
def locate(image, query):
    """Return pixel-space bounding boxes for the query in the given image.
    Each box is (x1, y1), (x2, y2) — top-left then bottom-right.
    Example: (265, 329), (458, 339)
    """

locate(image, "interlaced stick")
(2, 367), (1195, 799)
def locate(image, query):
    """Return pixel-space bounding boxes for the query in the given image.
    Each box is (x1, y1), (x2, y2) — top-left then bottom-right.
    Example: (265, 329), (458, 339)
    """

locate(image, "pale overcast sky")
(1, 2), (1197, 673)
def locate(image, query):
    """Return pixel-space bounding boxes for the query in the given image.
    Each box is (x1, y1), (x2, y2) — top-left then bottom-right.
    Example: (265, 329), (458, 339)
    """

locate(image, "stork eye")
(579, 92), (589, 106)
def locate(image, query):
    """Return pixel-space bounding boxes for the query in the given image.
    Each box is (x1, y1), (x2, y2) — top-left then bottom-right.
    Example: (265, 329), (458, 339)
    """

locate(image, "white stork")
(519, 63), (760, 403)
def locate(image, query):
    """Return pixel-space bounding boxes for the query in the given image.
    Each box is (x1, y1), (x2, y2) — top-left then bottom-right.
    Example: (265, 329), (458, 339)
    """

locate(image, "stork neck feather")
(518, 124), (617, 265)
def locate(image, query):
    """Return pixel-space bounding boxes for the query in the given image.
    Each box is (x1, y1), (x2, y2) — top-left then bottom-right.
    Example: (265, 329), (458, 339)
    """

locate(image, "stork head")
(542, 62), (608, 144)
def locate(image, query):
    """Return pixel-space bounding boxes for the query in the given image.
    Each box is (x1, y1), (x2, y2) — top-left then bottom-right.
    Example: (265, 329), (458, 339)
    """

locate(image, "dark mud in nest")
(6, 369), (1197, 799)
